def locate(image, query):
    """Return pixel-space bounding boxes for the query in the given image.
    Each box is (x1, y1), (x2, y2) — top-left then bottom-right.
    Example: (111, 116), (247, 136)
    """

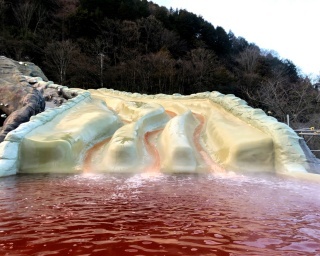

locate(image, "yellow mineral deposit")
(1, 88), (319, 182)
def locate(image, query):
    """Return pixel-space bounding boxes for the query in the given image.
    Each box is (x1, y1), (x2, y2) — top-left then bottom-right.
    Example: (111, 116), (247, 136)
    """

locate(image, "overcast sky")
(152, 0), (320, 79)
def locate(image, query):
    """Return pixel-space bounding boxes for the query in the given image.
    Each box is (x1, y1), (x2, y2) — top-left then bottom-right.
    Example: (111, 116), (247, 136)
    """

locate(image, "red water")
(0, 173), (320, 256)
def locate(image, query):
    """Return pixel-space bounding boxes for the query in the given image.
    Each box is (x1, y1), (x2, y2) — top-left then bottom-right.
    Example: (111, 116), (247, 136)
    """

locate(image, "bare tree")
(99, 18), (121, 65)
(190, 48), (218, 91)
(0, 0), (7, 32)
(118, 20), (140, 61)
(90, 38), (112, 88)
(134, 50), (175, 93)
(138, 15), (163, 53)
(45, 40), (79, 84)
(0, 0), (5, 12)
(244, 70), (320, 126)
(33, 4), (47, 36)
(13, 0), (38, 37)
(237, 45), (260, 73)
(55, 0), (79, 40)
(120, 21), (140, 48)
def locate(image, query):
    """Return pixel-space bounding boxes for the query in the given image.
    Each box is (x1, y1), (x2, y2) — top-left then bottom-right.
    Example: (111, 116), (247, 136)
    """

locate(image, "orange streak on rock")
(193, 113), (225, 173)
(165, 110), (177, 118)
(142, 110), (175, 173)
(144, 129), (162, 173)
(83, 137), (111, 173)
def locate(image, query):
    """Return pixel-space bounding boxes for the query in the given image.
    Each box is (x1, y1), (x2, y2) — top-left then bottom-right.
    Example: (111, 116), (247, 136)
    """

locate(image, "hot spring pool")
(0, 172), (320, 256)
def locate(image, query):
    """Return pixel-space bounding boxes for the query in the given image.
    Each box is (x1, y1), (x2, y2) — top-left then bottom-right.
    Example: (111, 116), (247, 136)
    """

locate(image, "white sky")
(152, 0), (320, 79)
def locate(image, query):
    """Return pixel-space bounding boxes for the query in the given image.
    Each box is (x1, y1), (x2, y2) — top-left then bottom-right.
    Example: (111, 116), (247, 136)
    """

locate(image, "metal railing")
(295, 127), (320, 152)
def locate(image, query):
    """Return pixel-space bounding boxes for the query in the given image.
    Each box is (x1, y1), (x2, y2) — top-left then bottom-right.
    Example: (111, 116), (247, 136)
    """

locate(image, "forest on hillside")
(1, 0), (320, 130)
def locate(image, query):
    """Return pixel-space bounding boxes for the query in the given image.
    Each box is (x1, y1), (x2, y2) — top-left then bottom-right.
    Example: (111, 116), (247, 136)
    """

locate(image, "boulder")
(12, 59), (48, 81)
(0, 56), (45, 142)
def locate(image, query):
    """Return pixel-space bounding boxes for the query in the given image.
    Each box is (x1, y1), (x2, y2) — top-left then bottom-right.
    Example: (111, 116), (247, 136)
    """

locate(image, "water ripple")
(0, 173), (319, 255)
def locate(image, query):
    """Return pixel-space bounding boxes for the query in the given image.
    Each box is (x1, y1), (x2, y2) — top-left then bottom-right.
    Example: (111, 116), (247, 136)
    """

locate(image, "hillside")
(0, 0), (319, 128)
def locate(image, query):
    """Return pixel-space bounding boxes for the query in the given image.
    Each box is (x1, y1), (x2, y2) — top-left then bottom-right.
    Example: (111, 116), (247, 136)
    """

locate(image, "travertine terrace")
(2, 86), (317, 181)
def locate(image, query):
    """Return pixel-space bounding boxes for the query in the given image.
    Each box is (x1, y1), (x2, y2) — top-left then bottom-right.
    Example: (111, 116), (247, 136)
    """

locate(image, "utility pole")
(99, 53), (104, 88)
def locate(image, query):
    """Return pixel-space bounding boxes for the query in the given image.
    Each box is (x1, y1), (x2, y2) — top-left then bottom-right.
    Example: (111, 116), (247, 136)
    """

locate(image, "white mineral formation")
(1, 87), (319, 182)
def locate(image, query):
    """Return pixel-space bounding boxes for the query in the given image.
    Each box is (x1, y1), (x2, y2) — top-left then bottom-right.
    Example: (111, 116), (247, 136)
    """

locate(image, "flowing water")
(0, 172), (320, 256)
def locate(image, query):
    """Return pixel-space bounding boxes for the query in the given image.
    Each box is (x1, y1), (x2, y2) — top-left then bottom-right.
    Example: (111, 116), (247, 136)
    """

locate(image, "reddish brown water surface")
(0, 173), (320, 256)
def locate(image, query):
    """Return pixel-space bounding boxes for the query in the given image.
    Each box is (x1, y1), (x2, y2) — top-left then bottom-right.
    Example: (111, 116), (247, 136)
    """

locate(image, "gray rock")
(0, 56), (46, 142)
(12, 59), (48, 81)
